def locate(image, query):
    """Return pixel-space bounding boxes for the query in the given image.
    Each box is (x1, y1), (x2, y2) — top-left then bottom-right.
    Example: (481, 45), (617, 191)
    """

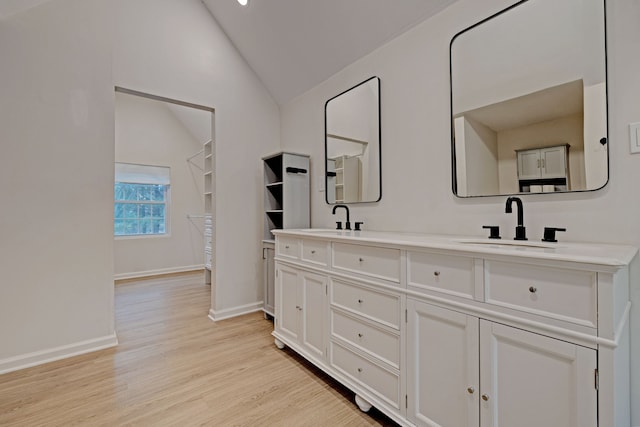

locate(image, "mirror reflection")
(450, 0), (608, 197)
(325, 77), (381, 204)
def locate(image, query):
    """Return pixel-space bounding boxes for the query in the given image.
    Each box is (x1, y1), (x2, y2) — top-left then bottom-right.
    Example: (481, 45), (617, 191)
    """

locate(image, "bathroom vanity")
(271, 229), (636, 427)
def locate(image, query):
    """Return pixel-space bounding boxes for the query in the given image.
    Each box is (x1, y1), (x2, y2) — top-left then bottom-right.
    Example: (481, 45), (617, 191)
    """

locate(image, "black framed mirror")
(325, 76), (381, 204)
(450, 0), (608, 197)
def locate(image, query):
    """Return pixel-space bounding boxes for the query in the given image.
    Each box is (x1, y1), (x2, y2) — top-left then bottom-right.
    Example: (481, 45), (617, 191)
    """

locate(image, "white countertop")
(273, 228), (638, 267)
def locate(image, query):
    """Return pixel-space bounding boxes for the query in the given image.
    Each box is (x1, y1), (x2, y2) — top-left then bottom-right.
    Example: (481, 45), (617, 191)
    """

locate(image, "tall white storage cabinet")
(262, 152), (310, 317)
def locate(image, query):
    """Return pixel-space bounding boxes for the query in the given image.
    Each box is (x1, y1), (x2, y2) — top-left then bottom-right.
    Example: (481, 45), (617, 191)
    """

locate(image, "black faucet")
(505, 196), (527, 240)
(332, 204), (350, 230)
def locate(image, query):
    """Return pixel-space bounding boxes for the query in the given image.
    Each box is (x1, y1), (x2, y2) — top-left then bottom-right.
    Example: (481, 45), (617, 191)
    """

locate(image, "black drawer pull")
(286, 167), (307, 174)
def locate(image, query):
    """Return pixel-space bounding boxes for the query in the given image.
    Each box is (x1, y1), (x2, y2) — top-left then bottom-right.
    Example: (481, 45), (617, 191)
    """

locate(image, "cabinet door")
(540, 146), (567, 178)
(300, 270), (326, 359)
(479, 321), (597, 427)
(275, 265), (300, 342)
(263, 246), (275, 315)
(407, 299), (480, 427)
(517, 150), (541, 180)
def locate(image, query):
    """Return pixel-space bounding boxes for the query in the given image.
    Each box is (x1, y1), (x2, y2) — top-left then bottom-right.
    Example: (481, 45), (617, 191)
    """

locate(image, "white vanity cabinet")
(478, 320), (596, 427)
(272, 230), (636, 427)
(329, 277), (402, 410)
(275, 263), (326, 362)
(407, 299), (597, 427)
(406, 300), (479, 427)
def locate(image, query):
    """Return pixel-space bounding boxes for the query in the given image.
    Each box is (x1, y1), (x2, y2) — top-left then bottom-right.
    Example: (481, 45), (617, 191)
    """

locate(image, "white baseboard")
(114, 264), (204, 281)
(208, 301), (264, 322)
(0, 333), (118, 375)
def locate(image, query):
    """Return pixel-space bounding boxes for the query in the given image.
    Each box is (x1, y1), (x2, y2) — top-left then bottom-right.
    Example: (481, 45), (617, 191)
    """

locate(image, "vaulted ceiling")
(202, 0), (459, 105)
(0, 0), (460, 106)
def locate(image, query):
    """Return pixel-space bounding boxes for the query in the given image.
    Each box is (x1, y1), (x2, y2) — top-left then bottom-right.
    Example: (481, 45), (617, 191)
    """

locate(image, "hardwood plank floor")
(0, 272), (397, 426)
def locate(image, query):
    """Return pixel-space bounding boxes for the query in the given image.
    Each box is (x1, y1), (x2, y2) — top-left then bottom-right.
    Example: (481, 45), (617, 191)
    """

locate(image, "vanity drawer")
(301, 239), (328, 266)
(276, 237), (299, 259)
(331, 309), (400, 368)
(408, 251), (478, 299)
(330, 341), (400, 408)
(486, 261), (597, 327)
(332, 243), (401, 283)
(331, 279), (400, 329)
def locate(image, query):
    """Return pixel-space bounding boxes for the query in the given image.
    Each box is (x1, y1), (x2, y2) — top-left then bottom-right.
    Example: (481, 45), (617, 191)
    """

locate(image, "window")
(114, 163), (170, 237)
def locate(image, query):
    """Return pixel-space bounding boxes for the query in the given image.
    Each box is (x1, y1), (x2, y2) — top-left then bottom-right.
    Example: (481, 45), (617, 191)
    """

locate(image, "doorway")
(113, 87), (215, 288)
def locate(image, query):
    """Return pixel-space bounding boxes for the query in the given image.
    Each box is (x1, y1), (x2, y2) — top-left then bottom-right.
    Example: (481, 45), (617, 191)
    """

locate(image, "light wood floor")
(0, 272), (397, 426)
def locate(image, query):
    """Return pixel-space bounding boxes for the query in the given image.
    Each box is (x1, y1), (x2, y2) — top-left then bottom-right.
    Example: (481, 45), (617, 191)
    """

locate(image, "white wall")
(114, 92), (207, 278)
(463, 117), (499, 196)
(114, 0), (281, 319)
(0, 0), (116, 372)
(280, 0), (640, 423)
(0, 0), (280, 371)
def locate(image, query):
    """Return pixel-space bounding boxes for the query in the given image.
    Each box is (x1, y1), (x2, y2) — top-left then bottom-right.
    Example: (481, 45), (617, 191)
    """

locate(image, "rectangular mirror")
(325, 76), (381, 204)
(450, 0), (608, 197)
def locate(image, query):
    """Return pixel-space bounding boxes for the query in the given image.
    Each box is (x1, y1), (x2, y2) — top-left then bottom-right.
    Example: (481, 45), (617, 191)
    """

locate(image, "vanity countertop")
(273, 229), (638, 268)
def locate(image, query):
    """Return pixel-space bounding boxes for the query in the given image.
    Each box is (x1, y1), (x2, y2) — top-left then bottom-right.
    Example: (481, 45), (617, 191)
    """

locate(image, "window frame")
(114, 163), (171, 239)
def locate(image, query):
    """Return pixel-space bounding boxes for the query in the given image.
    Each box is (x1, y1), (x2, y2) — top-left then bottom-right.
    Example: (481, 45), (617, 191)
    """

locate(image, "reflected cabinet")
(516, 144), (569, 192)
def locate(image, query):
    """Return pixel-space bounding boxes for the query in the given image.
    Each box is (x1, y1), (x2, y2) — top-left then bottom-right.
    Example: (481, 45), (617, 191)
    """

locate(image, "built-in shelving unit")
(262, 152), (309, 240)
(262, 152), (309, 317)
(330, 155), (361, 203)
(203, 138), (214, 285)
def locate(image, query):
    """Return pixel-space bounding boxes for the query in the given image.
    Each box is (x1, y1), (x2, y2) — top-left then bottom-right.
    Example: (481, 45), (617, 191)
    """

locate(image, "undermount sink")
(454, 238), (561, 249)
(296, 228), (357, 236)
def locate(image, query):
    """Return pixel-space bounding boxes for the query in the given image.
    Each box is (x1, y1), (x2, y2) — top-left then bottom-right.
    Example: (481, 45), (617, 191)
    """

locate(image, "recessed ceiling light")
(237, 0), (248, 5)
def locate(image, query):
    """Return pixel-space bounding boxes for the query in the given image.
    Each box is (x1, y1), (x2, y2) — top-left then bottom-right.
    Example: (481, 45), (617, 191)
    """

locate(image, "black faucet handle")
(354, 222), (364, 231)
(542, 227), (566, 243)
(482, 225), (501, 239)
(335, 221), (342, 230)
